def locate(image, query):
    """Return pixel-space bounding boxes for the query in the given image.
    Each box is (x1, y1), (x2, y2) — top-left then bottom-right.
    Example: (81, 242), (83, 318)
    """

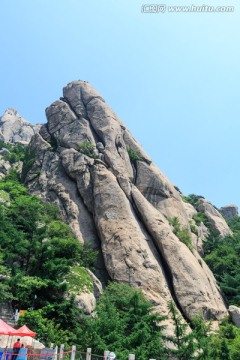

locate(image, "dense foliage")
(203, 216), (240, 306)
(0, 140), (26, 164)
(0, 171), (97, 327)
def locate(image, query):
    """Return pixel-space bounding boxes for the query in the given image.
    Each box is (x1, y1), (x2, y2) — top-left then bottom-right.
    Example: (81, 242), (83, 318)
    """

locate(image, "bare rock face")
(0, 158), (11, 179)
(197, 199), (232, 237)
(24, 80), (229, 327)
(0, 108), (41, 145)
(229, 305), (240, 327)
(220, 205), (239, 220)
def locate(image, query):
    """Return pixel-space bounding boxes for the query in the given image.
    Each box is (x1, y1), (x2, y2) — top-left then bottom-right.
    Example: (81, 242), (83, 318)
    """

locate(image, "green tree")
(167, 301), (196, 359)
(18, 309), (71, 346)
(0, 176), (97, 310)
(83, 283), (167, 360)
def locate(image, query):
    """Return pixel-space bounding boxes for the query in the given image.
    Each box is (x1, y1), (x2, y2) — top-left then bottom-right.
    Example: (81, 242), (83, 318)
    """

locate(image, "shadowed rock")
(220, 204), (239, 220)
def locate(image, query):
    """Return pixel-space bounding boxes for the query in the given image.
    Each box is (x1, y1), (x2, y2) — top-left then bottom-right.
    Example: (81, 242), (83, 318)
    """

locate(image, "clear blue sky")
(1, 0), (239, 209)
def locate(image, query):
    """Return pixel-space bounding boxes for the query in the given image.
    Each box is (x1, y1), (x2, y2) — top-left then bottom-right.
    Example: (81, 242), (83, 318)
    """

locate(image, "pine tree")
(167, 301), (197, 360)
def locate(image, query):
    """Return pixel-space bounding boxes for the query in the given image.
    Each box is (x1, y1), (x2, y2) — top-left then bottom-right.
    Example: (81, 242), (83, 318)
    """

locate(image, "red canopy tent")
(9, 325), (36, 337)
(0, 319), (15, 335)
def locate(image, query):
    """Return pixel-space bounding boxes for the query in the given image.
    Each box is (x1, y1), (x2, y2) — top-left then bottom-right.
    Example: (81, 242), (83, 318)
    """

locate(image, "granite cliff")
(14, 80), (232, 326)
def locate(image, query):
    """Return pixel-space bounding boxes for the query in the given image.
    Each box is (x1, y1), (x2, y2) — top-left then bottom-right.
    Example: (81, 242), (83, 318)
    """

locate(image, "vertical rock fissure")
(78, 88), (103, 145)
(131, 194), (189, 321)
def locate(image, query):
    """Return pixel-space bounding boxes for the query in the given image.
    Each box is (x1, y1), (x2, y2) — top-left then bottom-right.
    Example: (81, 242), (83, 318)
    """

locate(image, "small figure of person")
(12, 339), (21, 360)
(17, 344), (27, 360)
(107, 352), (116, 360)
(14, 308), (19, 323)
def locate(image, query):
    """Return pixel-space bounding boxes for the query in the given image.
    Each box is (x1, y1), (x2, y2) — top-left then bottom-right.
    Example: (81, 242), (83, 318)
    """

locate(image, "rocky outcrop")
(0, 157), (22, 179)
(0, 108), (41, 145)
(24, 80), (229, 327)
(0, 158), (11, 179)
(229, 305), (240, 327)
(220, 205), (239, 220)
(197, 199), (232, 237)
(65, 267), (103, 315)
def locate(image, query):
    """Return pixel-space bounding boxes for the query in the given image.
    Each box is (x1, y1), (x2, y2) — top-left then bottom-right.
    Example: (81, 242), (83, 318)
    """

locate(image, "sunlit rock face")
(0, 108), (41, 145)
(0, 108), (41, 178)
(24, 80), (230, 327)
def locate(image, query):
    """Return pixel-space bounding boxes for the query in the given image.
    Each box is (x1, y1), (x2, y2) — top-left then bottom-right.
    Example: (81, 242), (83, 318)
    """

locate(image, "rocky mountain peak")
(21, 80), (232, 328)
(0, 108), (41, 145)
(220, 204), (239, 220)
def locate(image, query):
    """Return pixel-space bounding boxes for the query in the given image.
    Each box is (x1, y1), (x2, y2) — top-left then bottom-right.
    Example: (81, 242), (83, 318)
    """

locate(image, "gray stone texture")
(0, 108), (41, 145)
(220, 204), (239, 220)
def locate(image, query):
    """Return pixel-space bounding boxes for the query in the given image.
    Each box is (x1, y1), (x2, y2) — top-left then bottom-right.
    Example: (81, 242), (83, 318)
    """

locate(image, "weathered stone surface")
(86, 97), (134, 179)
(229, 305), (240, 327)
(24, 80), (230, 327)
(131, 186), (228, 320)
(220, 205), (239, 220)
(63, 80), (105, 118)
(66, 268), (103, 315)
(0, 157), (21, 179)
(92, 163), (173, 316)
(135, 161), (190, 228)
(0, 108), (41, 144)
(197, 199), (232, 237)
(182, 201), (197, 219)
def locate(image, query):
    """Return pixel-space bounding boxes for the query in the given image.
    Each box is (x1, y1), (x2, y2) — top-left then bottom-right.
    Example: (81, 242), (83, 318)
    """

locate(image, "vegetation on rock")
(127, 147), (142, 162)
(0, 140), (26, 164)
(65, 266), (93, 294)
(78, 140), (96, 158)
(204, 216), (240, 306)
(21, 145), (36, 182)
(169, 217), (193, 250)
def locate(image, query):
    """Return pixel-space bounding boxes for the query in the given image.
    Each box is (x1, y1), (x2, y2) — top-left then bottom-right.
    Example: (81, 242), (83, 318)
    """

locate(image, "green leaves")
(169, 217), (193, 250)
(78, 141), (96, 158)
(21, 145), (36, 182)
(0, 141), (26, 164)
(167, 301), (212, 360)
(127, 147), (142, 163)
(0, 176), (98, 310)
(87, 283), (167, 360)
(18, 309), (71, 346)
(204, 230), (240, 305)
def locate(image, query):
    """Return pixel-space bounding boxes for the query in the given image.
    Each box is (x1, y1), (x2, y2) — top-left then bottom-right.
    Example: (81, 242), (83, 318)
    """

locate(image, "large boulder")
(229, 305), (240, 327)
(65, 267), (103, 315)
(197, 199), (232, 237)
